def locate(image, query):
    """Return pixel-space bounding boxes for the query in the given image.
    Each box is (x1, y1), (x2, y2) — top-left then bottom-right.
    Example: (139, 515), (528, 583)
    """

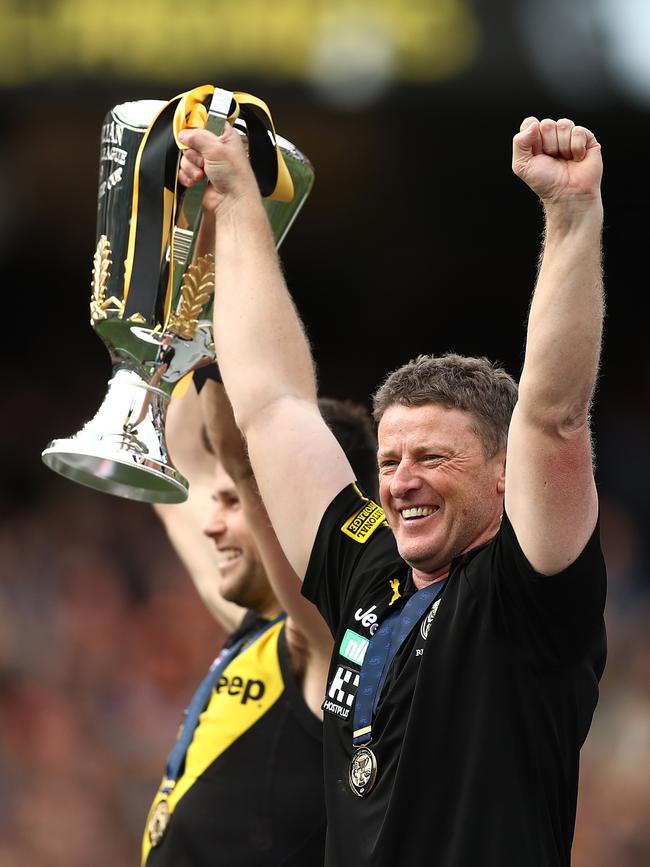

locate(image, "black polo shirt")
(302, 483), (607, 867)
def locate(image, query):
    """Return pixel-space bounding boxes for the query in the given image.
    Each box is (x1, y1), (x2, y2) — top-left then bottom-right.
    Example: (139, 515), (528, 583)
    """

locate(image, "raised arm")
(506, 116), (604, 574)
(155, 384), (245, 634)
(178, 126), (355, 578)
(200, 377), (333, 661)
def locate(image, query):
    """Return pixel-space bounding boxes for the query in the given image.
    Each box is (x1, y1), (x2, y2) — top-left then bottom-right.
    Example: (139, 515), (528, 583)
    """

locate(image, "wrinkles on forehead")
(378, 404), (481, 457)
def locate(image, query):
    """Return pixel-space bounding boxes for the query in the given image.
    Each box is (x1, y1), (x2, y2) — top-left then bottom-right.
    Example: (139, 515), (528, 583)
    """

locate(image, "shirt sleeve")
(302, 483), (402, 634)
(465, 511), (607, 667)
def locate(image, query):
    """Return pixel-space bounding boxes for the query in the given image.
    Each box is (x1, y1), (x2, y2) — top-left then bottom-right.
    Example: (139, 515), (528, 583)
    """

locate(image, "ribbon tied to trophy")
(43, 84), (314, 503)
(122, 84), (295, 328)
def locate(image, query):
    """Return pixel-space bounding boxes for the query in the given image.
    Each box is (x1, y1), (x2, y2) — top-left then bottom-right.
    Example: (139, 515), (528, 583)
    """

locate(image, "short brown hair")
(318, 397), (378, 499)
(372, 353), (518, 457)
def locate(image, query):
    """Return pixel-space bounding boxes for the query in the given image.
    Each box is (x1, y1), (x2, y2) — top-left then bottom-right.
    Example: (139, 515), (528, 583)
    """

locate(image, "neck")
(256, 600), (282, 621)
(411, 566), (450, 591)
(411, 523), (501, 590)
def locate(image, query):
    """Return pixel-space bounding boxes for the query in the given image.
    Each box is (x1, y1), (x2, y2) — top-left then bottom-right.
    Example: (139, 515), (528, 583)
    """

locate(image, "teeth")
(219, 548), (241, 561)
(401, 507), (435, 520)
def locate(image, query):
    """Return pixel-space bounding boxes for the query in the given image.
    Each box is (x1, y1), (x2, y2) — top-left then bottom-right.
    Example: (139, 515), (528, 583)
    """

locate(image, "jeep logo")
(215, 675), (266, 704)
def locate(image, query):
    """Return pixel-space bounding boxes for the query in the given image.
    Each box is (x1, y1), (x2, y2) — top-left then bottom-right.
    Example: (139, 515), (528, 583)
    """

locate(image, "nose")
(388, 460), (423, 500)
(203, 504), (227, 539)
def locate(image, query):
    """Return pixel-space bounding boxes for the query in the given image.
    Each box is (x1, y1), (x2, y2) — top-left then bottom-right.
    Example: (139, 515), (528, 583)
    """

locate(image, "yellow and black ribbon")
(228, 91), (294, 202)
(122, 95), (185, 324)
(173, 85), (294, 203)
(123, 84), (293, 326)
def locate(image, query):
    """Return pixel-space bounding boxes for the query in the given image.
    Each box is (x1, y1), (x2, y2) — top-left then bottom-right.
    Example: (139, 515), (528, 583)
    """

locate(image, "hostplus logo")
(322, 665), (359, 720)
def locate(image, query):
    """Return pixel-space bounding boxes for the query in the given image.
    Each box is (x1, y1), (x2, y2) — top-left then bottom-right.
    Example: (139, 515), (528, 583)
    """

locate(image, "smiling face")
(202, 463), (277, 616)
(377, 403), (506, 584)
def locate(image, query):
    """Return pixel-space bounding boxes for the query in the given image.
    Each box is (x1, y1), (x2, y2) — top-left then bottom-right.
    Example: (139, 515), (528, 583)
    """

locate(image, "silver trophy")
(42, 86), (314, 503)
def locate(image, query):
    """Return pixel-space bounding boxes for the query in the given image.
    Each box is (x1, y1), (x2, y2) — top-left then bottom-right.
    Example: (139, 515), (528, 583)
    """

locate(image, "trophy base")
(41, 367), (189, 504)
(42, 440), (188, 504)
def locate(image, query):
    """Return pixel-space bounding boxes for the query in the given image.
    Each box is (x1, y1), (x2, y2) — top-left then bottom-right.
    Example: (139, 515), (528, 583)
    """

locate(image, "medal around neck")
(349, 746), (378, 797)
(42, 86), (314, 503)
(148, 798), (171, 847)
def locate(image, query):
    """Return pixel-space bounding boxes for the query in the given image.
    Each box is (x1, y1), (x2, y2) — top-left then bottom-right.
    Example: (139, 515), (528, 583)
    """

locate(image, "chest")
(322, 571), (450, 726)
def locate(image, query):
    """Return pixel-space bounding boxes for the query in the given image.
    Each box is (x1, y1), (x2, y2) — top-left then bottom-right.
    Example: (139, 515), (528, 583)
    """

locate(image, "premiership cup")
(42, 86), (314, 503)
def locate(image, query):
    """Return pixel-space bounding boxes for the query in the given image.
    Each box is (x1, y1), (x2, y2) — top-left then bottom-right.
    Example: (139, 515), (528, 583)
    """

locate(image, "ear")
(495, 449), (506, 495)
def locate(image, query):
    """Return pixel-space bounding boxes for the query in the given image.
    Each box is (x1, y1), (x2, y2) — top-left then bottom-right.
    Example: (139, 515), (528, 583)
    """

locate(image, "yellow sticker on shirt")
(341, 500), (387, 543)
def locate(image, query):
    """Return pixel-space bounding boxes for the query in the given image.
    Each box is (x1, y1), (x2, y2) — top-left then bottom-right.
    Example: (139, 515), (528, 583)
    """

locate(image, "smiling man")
(178, 114), (608, 866)
(372, 362), (517, 580)
(144, 379), (377, 867)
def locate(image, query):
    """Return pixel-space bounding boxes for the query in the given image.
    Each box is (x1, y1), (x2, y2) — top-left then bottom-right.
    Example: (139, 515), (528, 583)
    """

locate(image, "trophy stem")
(41, 367), (188, 503)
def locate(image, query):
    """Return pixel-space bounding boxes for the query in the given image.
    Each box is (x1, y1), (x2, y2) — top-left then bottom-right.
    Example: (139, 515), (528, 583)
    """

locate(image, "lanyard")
(352, 580), (446, 747)
(161, 612), (286, 793)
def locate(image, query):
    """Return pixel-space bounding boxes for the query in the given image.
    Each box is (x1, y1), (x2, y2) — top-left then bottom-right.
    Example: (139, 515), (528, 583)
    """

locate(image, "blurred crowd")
(0, 428), (649, 866)
(0, 487), (223, 866)
(573, 491), (650, 866)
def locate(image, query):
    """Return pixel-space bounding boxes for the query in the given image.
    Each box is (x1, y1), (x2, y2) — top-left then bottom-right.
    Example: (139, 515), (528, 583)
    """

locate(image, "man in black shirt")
(177, 115), (606, 866)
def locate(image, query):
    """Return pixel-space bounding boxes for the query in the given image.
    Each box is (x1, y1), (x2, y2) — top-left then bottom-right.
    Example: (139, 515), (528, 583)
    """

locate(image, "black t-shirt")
(302, 484), (607, 867)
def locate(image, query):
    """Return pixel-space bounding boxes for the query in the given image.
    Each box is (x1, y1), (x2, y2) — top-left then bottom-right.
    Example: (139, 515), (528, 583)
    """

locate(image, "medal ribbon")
(161, 612), (286, 793)
(352, 580), (447, 747)
(123, 84), (294, 325)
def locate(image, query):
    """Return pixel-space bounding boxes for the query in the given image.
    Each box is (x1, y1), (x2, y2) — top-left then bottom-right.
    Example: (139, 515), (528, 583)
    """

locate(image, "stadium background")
(1, 1), (649, 864)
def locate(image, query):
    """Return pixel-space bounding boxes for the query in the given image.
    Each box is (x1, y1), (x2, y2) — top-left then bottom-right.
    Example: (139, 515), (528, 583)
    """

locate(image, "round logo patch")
(420, 599), (442, 641)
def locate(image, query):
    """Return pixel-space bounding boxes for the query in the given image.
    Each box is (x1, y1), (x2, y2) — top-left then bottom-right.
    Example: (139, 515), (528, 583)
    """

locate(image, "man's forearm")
(200, 381), (252, 483)
(213, 200), (318, 436)
(178, 125), (357, 578)
(519, 200), (604, 427)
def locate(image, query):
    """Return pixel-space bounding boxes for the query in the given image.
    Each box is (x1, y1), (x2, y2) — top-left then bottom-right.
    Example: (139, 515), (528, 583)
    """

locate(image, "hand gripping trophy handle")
(42, 86), (314, 503)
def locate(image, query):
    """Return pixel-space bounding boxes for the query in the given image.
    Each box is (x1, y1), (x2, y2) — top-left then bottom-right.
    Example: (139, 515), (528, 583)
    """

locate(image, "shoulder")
(454, 512), (606, 665)
(303, 483), (403, 632)
(307, 482), (399, 578)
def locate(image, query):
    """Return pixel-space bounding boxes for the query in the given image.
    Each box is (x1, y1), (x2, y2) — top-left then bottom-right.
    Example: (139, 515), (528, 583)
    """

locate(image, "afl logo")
(420, 599), (442, 640)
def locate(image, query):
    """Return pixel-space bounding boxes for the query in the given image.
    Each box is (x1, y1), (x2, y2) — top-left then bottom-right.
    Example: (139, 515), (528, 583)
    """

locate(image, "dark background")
(3, 52), (650, 528)
(1, 1), (649, 864)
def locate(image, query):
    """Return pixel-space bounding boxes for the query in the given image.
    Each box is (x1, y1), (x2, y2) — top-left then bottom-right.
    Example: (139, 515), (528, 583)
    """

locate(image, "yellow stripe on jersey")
(141, 620), (285, 865)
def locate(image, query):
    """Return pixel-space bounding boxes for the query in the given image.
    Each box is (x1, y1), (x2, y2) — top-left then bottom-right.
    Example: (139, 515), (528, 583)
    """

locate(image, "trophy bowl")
(42, 87), (314, 503)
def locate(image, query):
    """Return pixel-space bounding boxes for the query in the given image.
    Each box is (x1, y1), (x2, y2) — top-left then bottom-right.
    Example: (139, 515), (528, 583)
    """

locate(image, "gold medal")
(349, 747), (378, 797)
(148, 798), (171, 847)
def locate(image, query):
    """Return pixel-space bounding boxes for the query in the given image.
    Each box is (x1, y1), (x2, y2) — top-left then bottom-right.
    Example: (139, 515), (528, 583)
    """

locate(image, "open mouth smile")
(400, 506), (438, 521)
(217, 547), (243, 568)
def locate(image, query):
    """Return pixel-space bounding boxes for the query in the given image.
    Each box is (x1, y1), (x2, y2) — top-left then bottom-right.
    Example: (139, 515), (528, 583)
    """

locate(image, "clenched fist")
(178, 124), (261, 215)
(512, 117), (602, 209)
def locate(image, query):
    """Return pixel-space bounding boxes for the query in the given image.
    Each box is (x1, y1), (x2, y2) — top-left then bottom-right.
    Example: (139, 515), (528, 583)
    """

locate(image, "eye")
(220, 493), (240, 509)
(378, 459), (398, 473)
